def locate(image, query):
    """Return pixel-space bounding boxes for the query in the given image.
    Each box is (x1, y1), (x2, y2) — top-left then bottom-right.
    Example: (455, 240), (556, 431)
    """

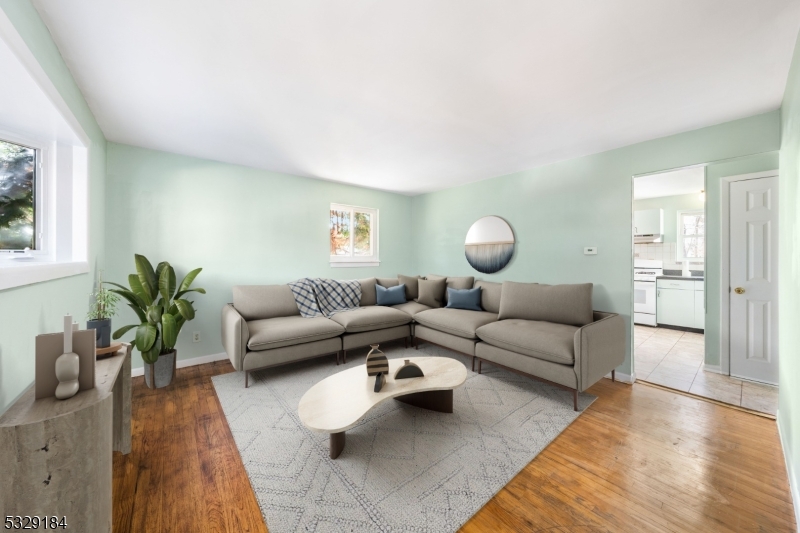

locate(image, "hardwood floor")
(113, 360), (796, 533)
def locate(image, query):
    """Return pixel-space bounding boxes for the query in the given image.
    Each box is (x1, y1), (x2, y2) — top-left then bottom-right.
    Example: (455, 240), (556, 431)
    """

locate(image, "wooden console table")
(0, 344), (131, 531)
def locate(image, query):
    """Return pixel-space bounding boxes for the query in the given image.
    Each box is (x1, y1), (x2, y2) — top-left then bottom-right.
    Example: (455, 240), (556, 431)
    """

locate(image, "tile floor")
(634, 325), (779, 415)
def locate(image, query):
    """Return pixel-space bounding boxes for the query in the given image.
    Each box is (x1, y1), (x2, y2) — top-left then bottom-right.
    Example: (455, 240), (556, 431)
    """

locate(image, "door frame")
(719, 170), (779, 376)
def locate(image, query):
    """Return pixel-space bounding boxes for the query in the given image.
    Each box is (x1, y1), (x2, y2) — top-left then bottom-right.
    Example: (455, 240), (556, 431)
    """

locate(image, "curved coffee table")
(298, 356), (467, 459)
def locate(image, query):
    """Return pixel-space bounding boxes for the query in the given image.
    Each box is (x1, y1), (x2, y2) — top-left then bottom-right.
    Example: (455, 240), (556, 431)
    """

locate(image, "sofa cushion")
(427, 275), (475, 303)
(416, 278), (447, 308)
(398, 274), (422, 300)
(414, 308), (498, 339)
(359, 278), (378, 306)
(233, 285), (300, 321)
(392, 301), (432, 317)
(376, 284), (406, 306)
(474, 280), (502, 314)
(376, 277), (400, 288)
(476, 319), (577, 365)
(329, 306), (411, 333)
(247, 316), (344, 351)
(498, 281), (593, 326)
(446, 287), (482, 311)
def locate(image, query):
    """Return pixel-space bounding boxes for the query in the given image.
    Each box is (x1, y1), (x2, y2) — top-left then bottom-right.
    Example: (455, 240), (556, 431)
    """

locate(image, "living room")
(1, 1), (799, 531)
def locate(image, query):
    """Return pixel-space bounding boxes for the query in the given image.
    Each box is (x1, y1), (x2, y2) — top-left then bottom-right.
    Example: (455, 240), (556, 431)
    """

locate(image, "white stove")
(634, 259), (663, 326)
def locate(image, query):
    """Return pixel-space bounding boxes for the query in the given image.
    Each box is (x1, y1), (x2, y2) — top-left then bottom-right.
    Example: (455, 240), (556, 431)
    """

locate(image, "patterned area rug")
(212, 343), (595, 533)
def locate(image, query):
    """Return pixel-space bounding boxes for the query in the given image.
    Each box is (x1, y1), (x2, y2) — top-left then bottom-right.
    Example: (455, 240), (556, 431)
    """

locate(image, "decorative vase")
(86, 318), (112, 349)
(55, 315), (80, 400)
(144, 350), (177, 389)
(366, 344), (388, 376)
(394, 359), (424, 380)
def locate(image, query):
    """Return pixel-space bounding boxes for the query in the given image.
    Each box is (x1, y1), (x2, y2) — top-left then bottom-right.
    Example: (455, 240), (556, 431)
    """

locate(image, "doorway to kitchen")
(632, 166), (778, 416)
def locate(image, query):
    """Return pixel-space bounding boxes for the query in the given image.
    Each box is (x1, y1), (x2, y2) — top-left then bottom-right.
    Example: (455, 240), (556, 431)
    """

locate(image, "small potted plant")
(87, 273), (120, 349)
(109, 254), (205, 389)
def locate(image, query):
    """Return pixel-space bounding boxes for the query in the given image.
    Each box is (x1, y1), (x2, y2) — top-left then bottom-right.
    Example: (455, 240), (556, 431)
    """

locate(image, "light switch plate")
(584, 247), (598, 255)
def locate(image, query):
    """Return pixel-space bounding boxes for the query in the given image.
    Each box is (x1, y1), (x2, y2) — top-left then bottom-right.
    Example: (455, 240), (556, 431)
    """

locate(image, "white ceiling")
(633, 167), (705, 200)
(31, 0), (800, 195)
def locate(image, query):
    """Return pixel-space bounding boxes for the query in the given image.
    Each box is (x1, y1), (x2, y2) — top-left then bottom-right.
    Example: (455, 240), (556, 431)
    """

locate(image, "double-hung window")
(329, 203), (379, 267)
(677, 209), (704, 261)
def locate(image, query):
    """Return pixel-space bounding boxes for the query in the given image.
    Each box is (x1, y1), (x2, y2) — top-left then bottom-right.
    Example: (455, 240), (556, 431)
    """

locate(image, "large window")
(0, 139), (37, 250)
(677, 209), (704, 261)
(329, 203), (379, 266)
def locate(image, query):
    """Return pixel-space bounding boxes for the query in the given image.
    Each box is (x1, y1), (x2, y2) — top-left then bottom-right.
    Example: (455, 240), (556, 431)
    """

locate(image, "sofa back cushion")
(426, 274), (475, 303)
(474, 280), (502, 314)
(376, 277), (400, 288)
(398, 274), (422, 300)
(416, 278), (447, 308)
(359, 278), (377, 306)
(498, 281), (593, 326)
(377, 284), (407, 306)
(233, 285), (301, 321)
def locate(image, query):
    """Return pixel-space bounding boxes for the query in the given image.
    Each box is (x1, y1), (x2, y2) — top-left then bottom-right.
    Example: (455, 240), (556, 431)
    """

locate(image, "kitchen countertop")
(657, 275), (704, 281)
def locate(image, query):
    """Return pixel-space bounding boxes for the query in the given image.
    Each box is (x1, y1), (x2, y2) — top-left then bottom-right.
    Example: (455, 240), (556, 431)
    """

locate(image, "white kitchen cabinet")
(694, 288), (705, 329)
(657, 286), (695, 328)
(634, 209), (663, 235)
(657, 278), (705, 330)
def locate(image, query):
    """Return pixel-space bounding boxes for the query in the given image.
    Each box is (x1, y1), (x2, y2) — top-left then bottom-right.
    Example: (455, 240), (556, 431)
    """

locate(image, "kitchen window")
(329, 203), (379, 267)
(677, 209), (704, 261)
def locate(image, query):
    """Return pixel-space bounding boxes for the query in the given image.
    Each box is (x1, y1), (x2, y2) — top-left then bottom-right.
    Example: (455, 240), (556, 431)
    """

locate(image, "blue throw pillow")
(445, 287), (482, 311)
(376, 283), (406, 306)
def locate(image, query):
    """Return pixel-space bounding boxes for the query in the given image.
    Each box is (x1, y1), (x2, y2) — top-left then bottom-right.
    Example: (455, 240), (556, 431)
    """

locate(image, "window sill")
(0, 261), (89, 291)
(330, 261), (381, 268)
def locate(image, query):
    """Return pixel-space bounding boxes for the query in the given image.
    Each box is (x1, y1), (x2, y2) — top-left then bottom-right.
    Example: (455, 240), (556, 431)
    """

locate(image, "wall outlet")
(192, 331), (201, 343)
(584, 247), (598, 255)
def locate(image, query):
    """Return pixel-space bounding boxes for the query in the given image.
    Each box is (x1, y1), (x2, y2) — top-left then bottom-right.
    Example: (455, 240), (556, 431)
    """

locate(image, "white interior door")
(729, 176), (779, 385)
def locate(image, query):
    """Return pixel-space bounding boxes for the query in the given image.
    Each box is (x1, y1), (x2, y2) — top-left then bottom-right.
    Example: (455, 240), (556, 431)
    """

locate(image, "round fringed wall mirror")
(464, 216), (515, 274)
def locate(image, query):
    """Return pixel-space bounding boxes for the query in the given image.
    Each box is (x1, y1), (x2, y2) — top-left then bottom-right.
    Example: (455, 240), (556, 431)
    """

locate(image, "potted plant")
(87, 273), (120, 349)
(109, 254), (205, 389)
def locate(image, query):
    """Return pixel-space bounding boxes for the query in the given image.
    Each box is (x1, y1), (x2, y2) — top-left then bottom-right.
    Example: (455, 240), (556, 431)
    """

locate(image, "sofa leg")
(471, 356), (475, 372)
(245, 371), (249, 388)
(414, 337), (418, 350)
(573, 390), (578, 411)
(611, 369), (615, 382)
(343, 350), (347, 364)
(477, 360), (482, 374)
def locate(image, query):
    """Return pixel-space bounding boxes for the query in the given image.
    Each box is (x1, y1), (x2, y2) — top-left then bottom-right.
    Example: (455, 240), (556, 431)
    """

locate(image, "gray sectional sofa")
(221, 275), (625, 410)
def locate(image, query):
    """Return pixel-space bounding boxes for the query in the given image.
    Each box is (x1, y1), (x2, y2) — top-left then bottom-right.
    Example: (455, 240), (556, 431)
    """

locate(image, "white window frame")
(677, 208), (705, 262)
(0, 11), (90, 290)
(0, 131), (50, 257)
(329, 203), (380, 267)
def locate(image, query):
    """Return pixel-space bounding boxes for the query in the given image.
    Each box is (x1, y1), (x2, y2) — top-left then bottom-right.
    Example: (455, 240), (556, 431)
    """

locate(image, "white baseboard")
(131, 352), (229, 377)
(777, 410), (800, 530)
(605, 371), (635, 384)
(703, 363), (722, 374)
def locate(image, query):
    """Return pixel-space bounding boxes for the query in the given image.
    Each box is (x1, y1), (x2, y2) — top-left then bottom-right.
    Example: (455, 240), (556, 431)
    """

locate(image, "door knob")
(734, 287), (745, 294)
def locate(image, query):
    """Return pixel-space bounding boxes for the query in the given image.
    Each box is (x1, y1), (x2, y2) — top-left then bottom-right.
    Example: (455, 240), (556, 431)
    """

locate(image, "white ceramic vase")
(55, 314), (80, 400)
(54, 352), (80, 399)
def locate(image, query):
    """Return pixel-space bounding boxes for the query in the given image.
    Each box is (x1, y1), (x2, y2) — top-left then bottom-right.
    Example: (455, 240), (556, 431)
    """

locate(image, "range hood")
(633, 208), (663, 243)
(634, 233), (664, 244)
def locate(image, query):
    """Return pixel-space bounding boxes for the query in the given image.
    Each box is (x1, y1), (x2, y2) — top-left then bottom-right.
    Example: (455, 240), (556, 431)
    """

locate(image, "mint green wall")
(411, 111), (781, 377)
(779, 27), (800, 512)
(633, 193), (704, 243)
(105, 143), (414, 369)
(0, 1), (107, 413)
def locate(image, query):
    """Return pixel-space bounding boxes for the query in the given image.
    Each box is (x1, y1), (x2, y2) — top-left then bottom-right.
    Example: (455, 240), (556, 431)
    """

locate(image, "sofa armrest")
(222, 303), (250, 371)
(573, 311), (625, 391)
